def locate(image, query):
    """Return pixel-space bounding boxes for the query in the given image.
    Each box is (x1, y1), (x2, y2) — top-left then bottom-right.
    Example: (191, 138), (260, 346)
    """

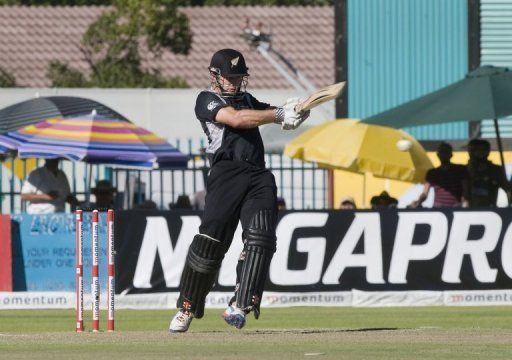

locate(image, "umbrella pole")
(493, 118), (510, 205)
(86, 164), (92, 205)
(327, 169), (334, 209)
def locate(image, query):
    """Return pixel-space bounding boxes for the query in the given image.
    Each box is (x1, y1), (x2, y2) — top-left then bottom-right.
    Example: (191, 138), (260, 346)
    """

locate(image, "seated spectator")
(410, 142), (469, 208)
(339, 196), (356, 209)
(370, 191), (398, 209)
(467, 139), (511, 207)
(88, 179), (116, 210)
(277, 196), (287, 210)
(21, 159), (78, 214)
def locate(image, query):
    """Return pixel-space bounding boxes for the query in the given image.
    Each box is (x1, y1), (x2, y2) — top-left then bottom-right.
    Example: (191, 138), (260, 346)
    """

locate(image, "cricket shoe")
(169, 309), (194, 333)
(223, 305), (246, 329)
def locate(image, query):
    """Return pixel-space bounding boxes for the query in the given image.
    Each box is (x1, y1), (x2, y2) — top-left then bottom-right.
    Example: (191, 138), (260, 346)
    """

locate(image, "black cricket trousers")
(199, 160), (278, 246)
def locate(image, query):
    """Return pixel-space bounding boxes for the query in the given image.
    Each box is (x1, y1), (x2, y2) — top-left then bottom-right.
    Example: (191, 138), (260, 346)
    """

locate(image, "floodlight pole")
(242, 26), (334, 120)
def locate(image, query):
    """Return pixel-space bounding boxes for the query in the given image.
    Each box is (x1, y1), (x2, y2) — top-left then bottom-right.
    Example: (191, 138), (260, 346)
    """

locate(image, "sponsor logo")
(446, 290), (512, 305)
(131, 211), (512, 289)
(207, 101), (219, 111)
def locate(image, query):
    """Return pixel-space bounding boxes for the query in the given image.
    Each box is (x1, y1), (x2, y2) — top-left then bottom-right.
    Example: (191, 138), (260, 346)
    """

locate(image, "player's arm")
(409, 183), (431, 208)
(20, 175), (58, 202)
(215, 106), (277, 129)
(195, 92), (305, 130)
(21, 193), (57, 202)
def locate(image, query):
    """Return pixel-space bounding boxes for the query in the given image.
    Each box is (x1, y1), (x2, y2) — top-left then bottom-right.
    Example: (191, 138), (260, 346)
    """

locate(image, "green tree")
(0, 67), (16, 87)
(47, 61), (89, 87)
(47, 0), (191, 88)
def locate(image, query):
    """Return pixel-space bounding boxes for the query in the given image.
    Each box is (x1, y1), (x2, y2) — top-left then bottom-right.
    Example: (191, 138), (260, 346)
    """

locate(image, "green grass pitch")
(1, 307), (512, 359)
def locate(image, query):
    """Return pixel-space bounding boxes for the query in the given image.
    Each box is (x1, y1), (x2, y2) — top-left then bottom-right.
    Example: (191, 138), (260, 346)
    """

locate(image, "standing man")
(410, 143), (469, 208)
(467, 139), (511, 207)
(170, 49), (309, 332)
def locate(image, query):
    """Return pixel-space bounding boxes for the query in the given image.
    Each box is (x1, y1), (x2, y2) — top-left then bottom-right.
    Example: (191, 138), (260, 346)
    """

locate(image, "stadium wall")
(2, 209), (512, 309)
(347, 0), (469, 140)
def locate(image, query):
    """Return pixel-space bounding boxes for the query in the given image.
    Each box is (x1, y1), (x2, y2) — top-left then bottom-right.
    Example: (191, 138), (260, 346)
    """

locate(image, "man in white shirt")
(21, 159), (78, 214)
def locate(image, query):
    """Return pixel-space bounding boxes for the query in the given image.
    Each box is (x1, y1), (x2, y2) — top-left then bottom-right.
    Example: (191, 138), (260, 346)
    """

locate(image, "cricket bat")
(295, 82), (346, 113)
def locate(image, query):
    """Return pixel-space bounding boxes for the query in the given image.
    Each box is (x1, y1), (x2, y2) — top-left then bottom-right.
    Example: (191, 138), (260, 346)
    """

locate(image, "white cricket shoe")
(223, 305), (246, 329)
(169, 310), (194, 333)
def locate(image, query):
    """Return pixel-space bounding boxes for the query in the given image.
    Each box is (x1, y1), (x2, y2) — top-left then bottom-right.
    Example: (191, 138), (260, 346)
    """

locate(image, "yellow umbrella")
(284, 119), (433, 183)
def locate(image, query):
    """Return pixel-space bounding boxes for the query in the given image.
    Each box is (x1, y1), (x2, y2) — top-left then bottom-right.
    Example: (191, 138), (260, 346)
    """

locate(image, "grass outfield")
(1, 307), (512, 359)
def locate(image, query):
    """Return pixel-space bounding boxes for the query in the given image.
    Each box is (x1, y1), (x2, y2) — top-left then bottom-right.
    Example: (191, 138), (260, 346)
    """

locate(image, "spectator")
(339, 196), (356, 209)
(21, 159), (78, 214)
(90, 180), (116, 209)
(170, 195), (193, 210)
(410, 142), (469, 208)
(467, 139), (511, 207)
(277, 197), (287, 210)
(370, 191), (398, 209)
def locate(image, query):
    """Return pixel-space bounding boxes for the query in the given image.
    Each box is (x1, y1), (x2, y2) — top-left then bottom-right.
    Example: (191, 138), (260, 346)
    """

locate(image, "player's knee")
(244, 227), (276, 252)
(187, 234), (226, 273)
(244, 209), (277, 251)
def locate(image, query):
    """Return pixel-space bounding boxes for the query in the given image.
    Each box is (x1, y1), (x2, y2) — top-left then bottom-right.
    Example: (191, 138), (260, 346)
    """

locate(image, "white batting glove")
(279, 97), (301, 130)
(291, 109), (311, 129)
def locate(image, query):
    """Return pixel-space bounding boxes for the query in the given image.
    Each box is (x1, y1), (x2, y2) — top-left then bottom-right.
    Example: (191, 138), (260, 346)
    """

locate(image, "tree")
(47, 61), (89, 88)
(0, 67), (16, 87)
(47, 0), (192, 88)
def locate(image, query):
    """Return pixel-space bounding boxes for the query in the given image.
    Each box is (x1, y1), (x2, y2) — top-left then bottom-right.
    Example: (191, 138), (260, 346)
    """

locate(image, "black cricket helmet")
(208, 48), (249, 77)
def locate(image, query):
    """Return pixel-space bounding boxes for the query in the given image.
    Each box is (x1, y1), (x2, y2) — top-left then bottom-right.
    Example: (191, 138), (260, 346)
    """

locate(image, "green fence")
(0, 153), (328, 213)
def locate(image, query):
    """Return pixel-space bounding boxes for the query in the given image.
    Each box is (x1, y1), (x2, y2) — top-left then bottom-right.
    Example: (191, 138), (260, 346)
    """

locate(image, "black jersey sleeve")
(195, 91), (229, 123)
(246, 93), (271, 110)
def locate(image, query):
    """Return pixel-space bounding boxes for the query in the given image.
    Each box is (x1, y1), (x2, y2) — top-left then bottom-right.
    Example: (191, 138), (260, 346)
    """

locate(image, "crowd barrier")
(1, 209), (512, 308)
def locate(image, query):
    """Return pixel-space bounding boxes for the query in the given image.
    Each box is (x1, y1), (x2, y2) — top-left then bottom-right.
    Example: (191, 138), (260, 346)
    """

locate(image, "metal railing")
(1, 152), (328, 213)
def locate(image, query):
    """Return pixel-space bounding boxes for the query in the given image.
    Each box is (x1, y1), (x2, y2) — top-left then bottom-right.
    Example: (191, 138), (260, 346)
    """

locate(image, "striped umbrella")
(0, 134), (18, 157)
(1, 114), (188, 169)
(0, 96), (129, 133)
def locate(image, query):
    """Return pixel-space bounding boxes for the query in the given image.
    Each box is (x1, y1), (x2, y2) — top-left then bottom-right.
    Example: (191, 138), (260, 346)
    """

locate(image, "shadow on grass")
(190, 328), (401, 335)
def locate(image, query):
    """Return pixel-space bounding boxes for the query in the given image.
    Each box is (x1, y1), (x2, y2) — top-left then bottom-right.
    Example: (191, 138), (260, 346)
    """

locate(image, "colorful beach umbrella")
(285, 119), (433, 183)
(0, 96), (129, 133)
(0, 134), (18, 157)
(1, 114), (188, 169)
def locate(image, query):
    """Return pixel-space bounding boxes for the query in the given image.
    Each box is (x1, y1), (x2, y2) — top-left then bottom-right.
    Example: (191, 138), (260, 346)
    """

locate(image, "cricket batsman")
(170, 48), (309, 332)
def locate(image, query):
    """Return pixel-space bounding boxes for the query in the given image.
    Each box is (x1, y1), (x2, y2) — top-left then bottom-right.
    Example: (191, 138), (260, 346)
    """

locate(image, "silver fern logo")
(231, 56), (239, 68)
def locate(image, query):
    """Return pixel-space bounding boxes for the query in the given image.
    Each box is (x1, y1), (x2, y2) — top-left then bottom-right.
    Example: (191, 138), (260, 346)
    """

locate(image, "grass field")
(1, 307), (512, 359)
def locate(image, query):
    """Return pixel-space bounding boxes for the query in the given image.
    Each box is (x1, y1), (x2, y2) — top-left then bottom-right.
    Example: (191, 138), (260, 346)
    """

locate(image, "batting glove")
(280, 98), (301, 130)
(291, 110), (311, 129)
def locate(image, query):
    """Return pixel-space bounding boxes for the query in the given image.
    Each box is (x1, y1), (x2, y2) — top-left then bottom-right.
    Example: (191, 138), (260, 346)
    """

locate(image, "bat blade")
(295, 82), (346, 113)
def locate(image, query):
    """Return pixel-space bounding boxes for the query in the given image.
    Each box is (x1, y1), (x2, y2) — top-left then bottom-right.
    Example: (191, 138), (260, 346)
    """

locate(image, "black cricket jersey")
(194, 90), (271, 168)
